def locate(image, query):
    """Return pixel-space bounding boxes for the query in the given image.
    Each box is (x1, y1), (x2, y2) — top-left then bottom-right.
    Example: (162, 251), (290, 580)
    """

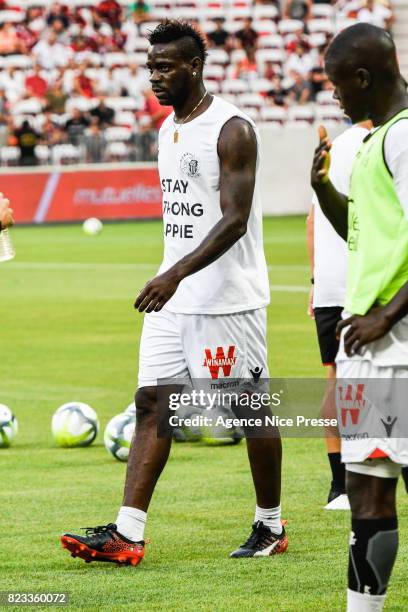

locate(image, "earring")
(193, 72), (197, 76)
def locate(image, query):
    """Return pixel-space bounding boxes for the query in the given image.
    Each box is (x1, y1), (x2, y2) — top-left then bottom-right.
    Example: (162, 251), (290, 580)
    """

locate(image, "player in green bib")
(312, 23), (408, 612)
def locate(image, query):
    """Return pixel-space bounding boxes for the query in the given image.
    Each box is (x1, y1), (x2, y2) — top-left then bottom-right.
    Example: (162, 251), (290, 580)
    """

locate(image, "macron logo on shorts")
(203, 346), (237, 379)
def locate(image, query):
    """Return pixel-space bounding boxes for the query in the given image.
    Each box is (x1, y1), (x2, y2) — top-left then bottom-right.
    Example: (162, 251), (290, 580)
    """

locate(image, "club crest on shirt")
(180, 152), (200, 178)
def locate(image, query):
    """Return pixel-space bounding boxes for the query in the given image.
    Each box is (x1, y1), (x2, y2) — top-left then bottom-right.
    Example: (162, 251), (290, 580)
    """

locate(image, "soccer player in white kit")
(61, 20), (287, 565)
(312, 24), (408, 612)
(307, 122), (370, 509)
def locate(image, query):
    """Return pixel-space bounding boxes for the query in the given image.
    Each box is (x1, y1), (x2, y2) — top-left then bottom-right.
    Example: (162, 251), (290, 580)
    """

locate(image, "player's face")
(325, 62), (369, 124)
(147, 44), (195, 107)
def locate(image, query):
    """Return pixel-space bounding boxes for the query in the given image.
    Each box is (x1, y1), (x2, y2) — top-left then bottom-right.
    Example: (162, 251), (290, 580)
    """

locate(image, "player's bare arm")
(337, 280), (408, 356)
(311, 126), (348, 240)
(135, 117), (257, 312)
(0, 194), (14, 231)
(306, 204), (314, 318)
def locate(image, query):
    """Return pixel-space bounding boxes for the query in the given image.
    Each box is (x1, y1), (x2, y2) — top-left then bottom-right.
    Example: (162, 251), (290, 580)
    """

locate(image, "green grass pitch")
(1, 217), (407, 611)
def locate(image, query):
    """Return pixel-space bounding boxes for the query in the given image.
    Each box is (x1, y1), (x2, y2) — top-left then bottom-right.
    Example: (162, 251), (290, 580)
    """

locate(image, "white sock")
(116, 506), (147, 542)
(347, 589), (386, 612)
(254, 504), (282, 534)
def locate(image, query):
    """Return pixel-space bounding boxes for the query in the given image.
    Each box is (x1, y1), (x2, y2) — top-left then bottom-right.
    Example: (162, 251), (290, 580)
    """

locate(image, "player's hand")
(134, 269), (181, 313)
(0, 194), (14, 230)
(311, 125), (331, 188)
(307, 286), (314, 318)
(336, 307), (392, 357)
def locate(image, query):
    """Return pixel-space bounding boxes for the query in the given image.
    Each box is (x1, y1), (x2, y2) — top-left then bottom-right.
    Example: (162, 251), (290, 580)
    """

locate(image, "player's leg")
(346, 464), (399, 612)
(61, 309), (189, 565)
(314, 306), (347, 507)
(182, 307), (286, 557)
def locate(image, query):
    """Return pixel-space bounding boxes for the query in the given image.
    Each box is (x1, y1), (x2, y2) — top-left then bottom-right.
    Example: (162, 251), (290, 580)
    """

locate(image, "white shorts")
(138, 307), (269, 388)
(336, 357), (408, 475)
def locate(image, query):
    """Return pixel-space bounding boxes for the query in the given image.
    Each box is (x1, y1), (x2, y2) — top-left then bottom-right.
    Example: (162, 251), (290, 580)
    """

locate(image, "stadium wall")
(1, 125), (346, 223)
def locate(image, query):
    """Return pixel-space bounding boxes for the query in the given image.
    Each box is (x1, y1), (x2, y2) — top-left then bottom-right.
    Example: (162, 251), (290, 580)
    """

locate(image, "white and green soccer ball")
(82, 217), (103, 236)
(0, 404), (18, 448)
(104, 412), (136, 462)
(124, 402), (136, 417)
(52, 402), (99, 448)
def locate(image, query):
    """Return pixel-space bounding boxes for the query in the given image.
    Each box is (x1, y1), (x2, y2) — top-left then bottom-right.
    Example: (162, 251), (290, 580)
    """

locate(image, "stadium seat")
(219, 93), (237, 105)
(316, 90), (336, 105)
(253, 19), (277, 35)
(203, 64), (225, 80)
(258, 35), (284, 50)
(104, 53), (129, 68)
(0, 10), (25, 23)
(11, 99), (43, 116)
(52, 144), (82, 165)
(105, 127), (132, 142)
(251, 78), (273, 93)
(278, 19), (304, 35)
(114, 111), (137, 127)
(253, 5), (279, 20)
(287, 105), (315, 123)
(206, 48), (230, 65)
(308, 33), (328, 49)
(311, 4), (334, 20)
(65, 97), (99, 113)
(335, 17), (358, 33)
(140, 22), (161, 37)
(221, 79), (249, 94)
(104, 97), (139, 111)
(307, 19), (334, 35)
(204, 79), (220, 93)
(105, 141), (129, 161)
(0, 146), (20, 166)
(238, 92), (264, 108)
(35, 145), (51, 165)
(241, 107), (259, 122)
(132, 38), (150, 52)
(260, 106), (287, 123)
(230, 49), (247, 65)
(256, 49), (285, 67)
(4, 55), (33, 69)
(315, 105), (345, 122)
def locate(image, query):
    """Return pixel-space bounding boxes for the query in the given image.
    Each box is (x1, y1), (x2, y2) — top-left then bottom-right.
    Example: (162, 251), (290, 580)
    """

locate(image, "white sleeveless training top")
(157, 95), (270, 315)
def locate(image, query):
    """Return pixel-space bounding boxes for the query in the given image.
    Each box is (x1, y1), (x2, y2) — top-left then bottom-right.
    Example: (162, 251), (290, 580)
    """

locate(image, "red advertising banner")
(0, 164), (162, 224)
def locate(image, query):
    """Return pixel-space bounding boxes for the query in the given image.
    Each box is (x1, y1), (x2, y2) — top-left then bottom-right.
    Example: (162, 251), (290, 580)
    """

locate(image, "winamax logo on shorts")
(338, 383), (365, 426)
(203, 346), (237, 379)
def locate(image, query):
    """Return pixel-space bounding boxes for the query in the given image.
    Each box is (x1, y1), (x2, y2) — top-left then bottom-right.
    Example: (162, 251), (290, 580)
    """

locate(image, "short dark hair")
(147, 19), (208, 64)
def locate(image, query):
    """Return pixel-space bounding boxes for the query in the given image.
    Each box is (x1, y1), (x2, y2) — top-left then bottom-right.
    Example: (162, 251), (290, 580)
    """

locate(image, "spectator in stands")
(14, 120), (39, 166)
(207, 18), (231, 50)
(287, 71), (312, 104)
(65, 108), (90, 145)
(0, 88), (9, 114)
(121, 63), (149, 107)
(263, 60), (278, 81)
(112, 24), (127, 50)
(33, 31), (73, 70)
(0, 23), (24, 56)
(84, 117), (106, 162)
(357, 0), (394, 30)
(46, 3), (70, 30)
(41, 111), (65, 146)
(90, 95), (115, 127)
(25, 64), (48, 100)
(73, 64), (95, 98)
(97, 0), (123, 28)
(266, 76), (288, 106)
(0, 66), (25, 103)
(235, 18), (258, 51)
(136, 88), (172, 160)
(286, 41), (314, 78)
(130, 1), (151, 26)
(284, 0), (312, 21)
(233, 48), (258, 81)
(45, 79), (68, 114)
